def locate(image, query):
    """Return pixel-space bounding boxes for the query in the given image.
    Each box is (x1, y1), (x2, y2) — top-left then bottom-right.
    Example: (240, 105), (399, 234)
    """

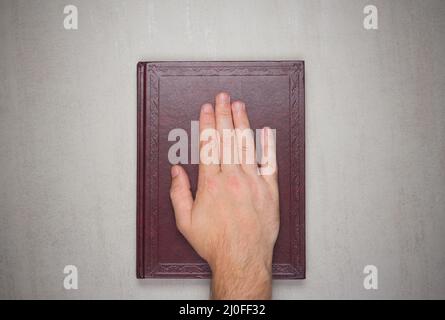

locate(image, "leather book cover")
(137, 61), (305, 279)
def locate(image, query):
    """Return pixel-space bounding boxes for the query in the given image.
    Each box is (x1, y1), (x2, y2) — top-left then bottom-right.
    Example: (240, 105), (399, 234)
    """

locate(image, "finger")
(215, 92), (239, 172)
(199, 103), (220, 183)
(259, 127), (278, 187)
(231, 100), (258, 176)
(170, 165), (193, 236)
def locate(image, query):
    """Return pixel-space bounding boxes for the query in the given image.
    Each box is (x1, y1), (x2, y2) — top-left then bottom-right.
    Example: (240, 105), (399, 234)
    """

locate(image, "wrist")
(209, 253), (273, 300)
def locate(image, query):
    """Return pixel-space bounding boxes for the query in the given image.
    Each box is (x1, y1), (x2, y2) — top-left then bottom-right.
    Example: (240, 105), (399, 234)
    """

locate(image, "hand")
(170, 92), (279, 299)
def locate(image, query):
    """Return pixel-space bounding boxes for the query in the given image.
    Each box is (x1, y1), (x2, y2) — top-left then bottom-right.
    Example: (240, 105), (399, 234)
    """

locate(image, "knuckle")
(241, 145), (250, 152)
(203, 176), (218, 193)
(216, 107), (232, 117)
(226, 174), (248, 193)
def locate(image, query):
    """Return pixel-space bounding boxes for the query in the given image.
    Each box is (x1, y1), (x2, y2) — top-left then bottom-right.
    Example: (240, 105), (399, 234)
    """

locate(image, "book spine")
(136, 62), (146, 278)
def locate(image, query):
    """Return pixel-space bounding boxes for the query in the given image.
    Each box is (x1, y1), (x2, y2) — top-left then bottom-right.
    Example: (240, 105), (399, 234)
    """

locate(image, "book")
(137, 61), (305, 279)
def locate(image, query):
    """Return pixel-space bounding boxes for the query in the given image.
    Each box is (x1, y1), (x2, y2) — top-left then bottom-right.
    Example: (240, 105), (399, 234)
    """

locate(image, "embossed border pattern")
(137, 61), (305, 279)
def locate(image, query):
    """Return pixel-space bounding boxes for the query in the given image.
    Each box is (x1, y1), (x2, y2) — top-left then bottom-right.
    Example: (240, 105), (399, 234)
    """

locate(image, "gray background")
(0, 0), (444, 299)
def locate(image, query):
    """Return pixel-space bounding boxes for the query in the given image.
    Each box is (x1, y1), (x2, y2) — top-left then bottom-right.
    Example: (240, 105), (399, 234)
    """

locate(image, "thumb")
(169, 165), (193, 235)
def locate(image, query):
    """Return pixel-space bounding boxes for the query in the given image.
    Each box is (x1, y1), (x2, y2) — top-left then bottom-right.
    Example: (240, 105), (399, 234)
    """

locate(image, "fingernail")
(232, 101), (245, 113)
(202, 103), (213, 113)
(216, 92), (230, 104)
(171, 166), (179, 178)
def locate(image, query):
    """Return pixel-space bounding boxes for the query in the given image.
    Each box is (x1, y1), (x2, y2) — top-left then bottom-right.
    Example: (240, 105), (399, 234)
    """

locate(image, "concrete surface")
(0, 0), (444, 299)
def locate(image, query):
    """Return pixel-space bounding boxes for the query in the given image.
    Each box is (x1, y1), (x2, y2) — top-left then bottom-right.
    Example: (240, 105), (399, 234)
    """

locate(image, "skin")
(169, 92), (279, 300)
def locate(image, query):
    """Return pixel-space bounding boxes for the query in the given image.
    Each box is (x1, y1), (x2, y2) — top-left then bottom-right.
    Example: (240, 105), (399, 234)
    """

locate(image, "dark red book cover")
(137, 61), (305, 279)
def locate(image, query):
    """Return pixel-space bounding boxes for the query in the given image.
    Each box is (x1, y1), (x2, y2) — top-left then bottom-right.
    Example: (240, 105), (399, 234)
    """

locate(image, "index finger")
(198, 103), (220, 183)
